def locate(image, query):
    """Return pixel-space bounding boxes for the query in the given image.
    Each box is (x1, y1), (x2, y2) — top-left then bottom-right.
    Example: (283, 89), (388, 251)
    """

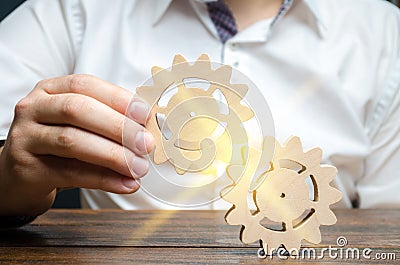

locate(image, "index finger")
(37, 74), (141, 115)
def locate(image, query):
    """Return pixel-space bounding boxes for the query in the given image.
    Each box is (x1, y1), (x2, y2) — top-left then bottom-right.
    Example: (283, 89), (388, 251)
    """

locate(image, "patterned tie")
(206, 0), (238, 44)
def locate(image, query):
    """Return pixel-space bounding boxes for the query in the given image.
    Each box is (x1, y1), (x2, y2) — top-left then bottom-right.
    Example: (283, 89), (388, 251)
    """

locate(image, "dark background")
(0, 0), (24, 21)
(0, 0), (399, 209)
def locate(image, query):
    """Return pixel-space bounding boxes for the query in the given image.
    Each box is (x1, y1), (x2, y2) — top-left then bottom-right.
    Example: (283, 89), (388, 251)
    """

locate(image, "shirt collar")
(302, 0), (328, 36)
(153, 0), (328, 37)
(152, 0), (174, 25)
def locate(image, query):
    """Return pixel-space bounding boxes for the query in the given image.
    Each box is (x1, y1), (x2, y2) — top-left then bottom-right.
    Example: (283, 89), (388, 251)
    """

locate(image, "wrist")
(0, 188), (55, 216)
(0, 140), (55, 216)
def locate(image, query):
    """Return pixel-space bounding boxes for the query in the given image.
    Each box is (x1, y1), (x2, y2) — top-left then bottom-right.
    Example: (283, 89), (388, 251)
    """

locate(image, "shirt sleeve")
(357, 4), (400, 208)
(0, 0), (78, 140)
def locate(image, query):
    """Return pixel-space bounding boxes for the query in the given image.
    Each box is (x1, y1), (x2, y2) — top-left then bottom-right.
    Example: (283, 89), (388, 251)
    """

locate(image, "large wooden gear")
(136, 54), (253, 175)
(221, 136), (342, 258)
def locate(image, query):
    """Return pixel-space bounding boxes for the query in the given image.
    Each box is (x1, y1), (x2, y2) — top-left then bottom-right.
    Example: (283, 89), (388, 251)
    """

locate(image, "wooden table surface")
(0, 209), (399, 264)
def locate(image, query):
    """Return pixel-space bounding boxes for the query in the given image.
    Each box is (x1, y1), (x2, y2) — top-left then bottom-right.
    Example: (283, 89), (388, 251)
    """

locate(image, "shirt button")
(233, 61), (239, 68)
(229, 42), (238, 51)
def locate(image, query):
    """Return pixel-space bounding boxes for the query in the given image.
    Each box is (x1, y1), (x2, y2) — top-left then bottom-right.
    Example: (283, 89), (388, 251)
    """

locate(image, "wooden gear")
(136, 54), (253, 175)
(221, 136), (342, 257)
(136, 54), (342, 258)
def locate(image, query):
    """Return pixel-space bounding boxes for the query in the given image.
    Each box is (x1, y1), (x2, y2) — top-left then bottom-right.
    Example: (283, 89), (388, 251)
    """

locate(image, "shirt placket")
(194, 0), (295, 209)
(222, 0), (294, 69)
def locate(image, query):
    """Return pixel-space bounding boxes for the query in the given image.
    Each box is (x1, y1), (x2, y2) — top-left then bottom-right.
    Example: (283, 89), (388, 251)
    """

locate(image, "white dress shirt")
(0, 0), (399, 209)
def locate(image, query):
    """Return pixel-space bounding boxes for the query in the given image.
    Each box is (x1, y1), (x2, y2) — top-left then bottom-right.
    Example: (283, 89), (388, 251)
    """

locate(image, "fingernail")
(130, 102), (150, 122)
(122, 178), (137, 189)
(132, 156), (149, 178)
(135, 131), (154, 154)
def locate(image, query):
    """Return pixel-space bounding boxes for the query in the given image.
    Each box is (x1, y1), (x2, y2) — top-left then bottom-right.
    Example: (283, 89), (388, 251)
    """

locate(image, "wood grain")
(1, 247), (399, 264)
(0, 209), (399, 264)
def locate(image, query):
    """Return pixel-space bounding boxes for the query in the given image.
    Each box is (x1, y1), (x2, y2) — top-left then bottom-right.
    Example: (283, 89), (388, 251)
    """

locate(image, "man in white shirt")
(0, 0), (399, 221)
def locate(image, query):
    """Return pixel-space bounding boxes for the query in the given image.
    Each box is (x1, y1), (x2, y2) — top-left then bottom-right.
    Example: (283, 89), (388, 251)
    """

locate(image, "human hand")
(0, 75), (154, 216)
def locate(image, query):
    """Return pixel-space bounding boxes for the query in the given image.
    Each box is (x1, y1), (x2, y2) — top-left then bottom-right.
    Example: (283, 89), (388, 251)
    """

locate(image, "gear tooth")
(175, 167), (187, 175)
(236, 105), (254, 121)
(319, 165), (338, 182)
(226, 165), (246, 185)
(284, 136), (303, 155)
(288, 135), (301, 145)
(151, 66), (164, 76)
(241, 226), (260, 244)
(221, 190), (236, 203)
(173, 54), (188, 65)
(194, 54), (212, 70)
(327, 187), (342, 203)
(262, 136), (277, 151)
(225, 208), (243, 225)
(305, 147), (322, 162)
(316, 208), (337, 225)
(270, 137), (283, 159)
(231, 84), (249, 97)
(305, 228), (322, 244)
(214, 65), (233, 82)
(153, 145), (168, 164)
(283, 239), (302, 252)
(222, 165), (248, 203)
(136, 86), (159, 104)
(220, 184), (235, 199)
(223, 206), (236, 221)
(262, 238), (281, 253)
(259, 137), (276, 167)
(241, 145), (251, 158)
(196, 53), (211, 62)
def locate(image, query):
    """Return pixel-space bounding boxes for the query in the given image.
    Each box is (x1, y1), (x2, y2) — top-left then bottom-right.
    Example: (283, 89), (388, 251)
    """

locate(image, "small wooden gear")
(221, 136), (342, 258)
